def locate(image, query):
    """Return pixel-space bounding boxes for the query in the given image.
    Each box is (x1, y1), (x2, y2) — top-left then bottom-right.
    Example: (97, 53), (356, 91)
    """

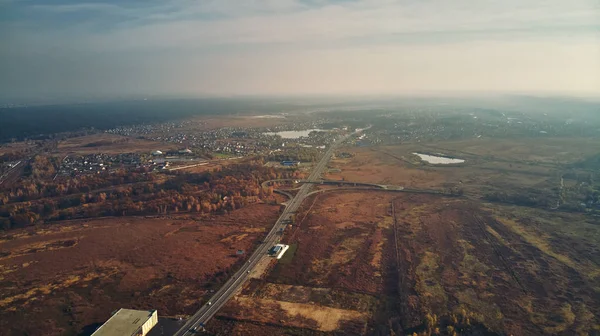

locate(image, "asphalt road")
(0, 160), (24, 187)
(173, 131), (360, 335)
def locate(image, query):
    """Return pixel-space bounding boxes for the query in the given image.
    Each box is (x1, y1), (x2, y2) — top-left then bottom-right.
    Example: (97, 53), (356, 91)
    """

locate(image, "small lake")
(263, 129), (327, 139)
(413, 153), (465, 164)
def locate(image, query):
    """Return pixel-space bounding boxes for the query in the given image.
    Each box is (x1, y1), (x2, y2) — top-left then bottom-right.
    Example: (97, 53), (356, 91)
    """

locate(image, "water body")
(263, 129), (327, 139)
(413, 153), (465, 164)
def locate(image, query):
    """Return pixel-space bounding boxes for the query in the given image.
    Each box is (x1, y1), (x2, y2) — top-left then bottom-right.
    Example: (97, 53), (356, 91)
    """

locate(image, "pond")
(263, 129), (327, 139)
(413, 153), (465, 164)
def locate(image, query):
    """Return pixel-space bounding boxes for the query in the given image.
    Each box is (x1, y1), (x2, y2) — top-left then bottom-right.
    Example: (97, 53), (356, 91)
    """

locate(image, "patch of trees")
(484, 189), (552, 207)
(0, 163), (299, 230)
(82, 139), (121, 147)
(400, 310), (495, 336)
(0, 168), (156, 204)
(0, 150), (28, 163)
(0, 98), (306, 143)
(23, 155), (59, 180)
(266, 147), (320, 163)
(572, 154), (600, 170)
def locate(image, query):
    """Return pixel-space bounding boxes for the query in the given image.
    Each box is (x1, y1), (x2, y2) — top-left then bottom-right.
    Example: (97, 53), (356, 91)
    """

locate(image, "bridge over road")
(262, 178), (392, 190)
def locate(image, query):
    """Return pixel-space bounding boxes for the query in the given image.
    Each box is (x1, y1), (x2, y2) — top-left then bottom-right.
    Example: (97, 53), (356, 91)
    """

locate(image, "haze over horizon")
(1, 0), (599, 103)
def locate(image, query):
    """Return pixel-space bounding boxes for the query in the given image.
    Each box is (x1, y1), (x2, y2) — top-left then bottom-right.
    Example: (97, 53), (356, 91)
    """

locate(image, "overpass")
(262, 178), (389, 190)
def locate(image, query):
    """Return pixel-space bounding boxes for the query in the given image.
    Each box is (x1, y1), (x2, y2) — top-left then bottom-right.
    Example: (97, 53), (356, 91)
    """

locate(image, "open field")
(327, 137), (600, 201)
(55, 133), (178, 155)
(328, 148), (448, 189)
(328, 146), (560, 192)
(212, 188), (600, 335)
(0, 142), (35, 156)
(0, 203), (281, 336)
(207, 318), (329, 336)
(270, 191), (395, 293)
(390, 194), (600, 335)
(213, 191), (395, 335)
(419, 137), (600, 165)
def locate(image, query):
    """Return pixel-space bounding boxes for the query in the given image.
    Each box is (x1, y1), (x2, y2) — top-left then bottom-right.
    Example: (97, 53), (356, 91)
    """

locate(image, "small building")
(269, 244), (290, 259)
(92, 309), (158, 336)
(281, 161), (300, 167)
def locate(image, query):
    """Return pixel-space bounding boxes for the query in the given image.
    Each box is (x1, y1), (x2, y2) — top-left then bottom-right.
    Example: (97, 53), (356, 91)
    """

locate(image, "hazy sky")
(1, 0), (599, 101)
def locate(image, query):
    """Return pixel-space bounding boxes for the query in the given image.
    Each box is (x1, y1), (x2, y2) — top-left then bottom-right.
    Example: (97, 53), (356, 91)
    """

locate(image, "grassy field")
(327, 137), (600, 205)
(278, 243), (297, 264)
(0, 204), (281, 335)
(213, 136), (600, 335)
(8, 134), (596, 335)
(389, 194), (600, 335)
(213, 191), (394, 335)
(0, 142), (35, 156)
(54, 133), (178, 155)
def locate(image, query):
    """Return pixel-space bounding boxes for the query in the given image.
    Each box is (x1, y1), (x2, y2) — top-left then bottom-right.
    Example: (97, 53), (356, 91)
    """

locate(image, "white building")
(92, 309), (158, 336)
(269, 244), (290, 260)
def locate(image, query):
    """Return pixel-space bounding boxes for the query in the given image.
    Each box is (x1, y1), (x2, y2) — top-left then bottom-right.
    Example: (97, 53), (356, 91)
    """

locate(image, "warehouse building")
(92, 309), (158, 336)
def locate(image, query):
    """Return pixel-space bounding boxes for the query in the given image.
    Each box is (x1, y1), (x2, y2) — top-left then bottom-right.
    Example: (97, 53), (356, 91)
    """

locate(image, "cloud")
(0, 0), (599, 100)
(22, 0), (600, 50)
(7, 0), (600, 49)
(28, 3), (123, 13)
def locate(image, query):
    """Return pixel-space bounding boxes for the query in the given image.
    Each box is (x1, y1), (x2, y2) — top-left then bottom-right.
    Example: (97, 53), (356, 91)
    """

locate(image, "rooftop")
(92, 309), (156, 336)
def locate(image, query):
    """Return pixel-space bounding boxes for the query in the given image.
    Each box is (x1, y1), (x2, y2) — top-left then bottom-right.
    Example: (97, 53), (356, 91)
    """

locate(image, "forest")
(0, 161), (302, 230)
(266, 147), (320, 163)
(0, 98), (306, 142)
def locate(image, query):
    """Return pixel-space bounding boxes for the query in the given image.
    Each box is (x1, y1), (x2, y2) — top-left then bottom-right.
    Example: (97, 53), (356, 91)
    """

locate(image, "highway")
(173, 130), (360, 335)
(0, 160), (24, 187)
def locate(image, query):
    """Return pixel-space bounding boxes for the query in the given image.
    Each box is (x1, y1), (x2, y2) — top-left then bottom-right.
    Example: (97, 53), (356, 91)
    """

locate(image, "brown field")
(0, 142), (35, 155)
(208, 318), (329, 336)
(328, 148), (448, 189)
(55, 133), (178, 155)
(4, 135), (597, 335)
(179, 158), (245, 174)
(212, 188), (600, 335)
(327, 138), (586, 197)
(222, 296), (368, 332)
(212, 191), (391, 335)
(0, 203), (281, 336)
(391, 194), (599, 335)
(420, 137), (600, 164)
(270, 191), (395, 293)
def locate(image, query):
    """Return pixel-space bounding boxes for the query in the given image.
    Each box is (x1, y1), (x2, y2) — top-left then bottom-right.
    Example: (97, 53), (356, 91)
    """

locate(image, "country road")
(173, 129), (365, 335)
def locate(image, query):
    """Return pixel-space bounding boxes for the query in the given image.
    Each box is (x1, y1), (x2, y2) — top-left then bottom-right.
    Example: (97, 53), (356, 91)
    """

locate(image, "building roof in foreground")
(92, 309), (155, 336)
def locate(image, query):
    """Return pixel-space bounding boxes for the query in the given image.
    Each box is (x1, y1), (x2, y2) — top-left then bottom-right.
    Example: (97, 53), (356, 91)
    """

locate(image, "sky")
(1, 0), (599, 102)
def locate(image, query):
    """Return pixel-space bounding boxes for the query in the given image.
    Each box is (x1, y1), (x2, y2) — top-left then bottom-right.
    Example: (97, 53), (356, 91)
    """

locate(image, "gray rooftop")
(92, 309), (155, 336)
